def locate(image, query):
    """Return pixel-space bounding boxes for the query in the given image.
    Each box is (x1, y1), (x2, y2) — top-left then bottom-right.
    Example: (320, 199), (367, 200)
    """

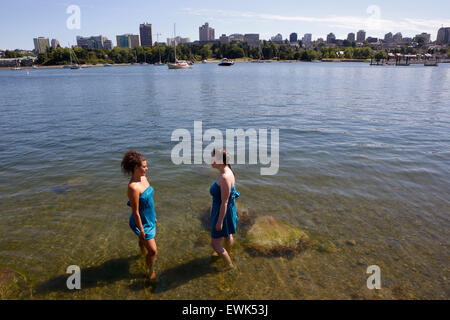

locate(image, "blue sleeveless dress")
(210, 181), (240, 239)
(127, 186), (156, 240)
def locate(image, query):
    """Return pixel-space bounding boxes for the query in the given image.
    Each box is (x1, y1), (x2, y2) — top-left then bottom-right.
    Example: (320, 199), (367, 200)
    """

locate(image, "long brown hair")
(212, 148), (235, 176)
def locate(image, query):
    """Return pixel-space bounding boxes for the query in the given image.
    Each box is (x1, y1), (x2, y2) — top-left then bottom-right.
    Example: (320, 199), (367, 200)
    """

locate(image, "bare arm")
(128, 186), (145, 237)
(216, 177), (232, 231)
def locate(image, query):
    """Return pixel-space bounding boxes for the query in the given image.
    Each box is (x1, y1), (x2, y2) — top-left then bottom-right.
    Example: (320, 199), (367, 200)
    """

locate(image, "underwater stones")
(244, 216), (310, 257)
(52, 177), (89, 194)
(200, 207), (212, 230)
(314, 240), (337, 253)
(199, 206), (255, 232)
(236, 206), (255, 232)
(194, 233), (210, 248)
(0, 266), (16, 289)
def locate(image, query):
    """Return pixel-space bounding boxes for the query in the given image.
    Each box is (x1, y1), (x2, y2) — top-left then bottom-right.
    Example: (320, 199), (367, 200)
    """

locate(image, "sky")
(1, 0), (449, 50)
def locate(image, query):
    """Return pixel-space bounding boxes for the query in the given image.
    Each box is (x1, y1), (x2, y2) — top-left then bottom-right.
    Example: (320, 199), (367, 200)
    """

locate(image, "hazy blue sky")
(1, 0), (449, 50)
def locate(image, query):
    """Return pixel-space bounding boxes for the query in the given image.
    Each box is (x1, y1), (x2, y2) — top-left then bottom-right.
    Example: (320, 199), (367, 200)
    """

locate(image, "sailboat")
(251, 44), (265, 63)
(168, 24), (191, 69)
(64, 44), (81, 69)
(154, 33), (165, 66)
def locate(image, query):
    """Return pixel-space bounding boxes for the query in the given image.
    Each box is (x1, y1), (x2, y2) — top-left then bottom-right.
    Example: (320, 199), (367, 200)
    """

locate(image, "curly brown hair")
(121, 150), (146, 175)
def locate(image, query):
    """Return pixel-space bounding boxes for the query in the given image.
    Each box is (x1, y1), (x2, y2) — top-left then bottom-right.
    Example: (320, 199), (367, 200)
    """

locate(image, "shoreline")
(1, 59), (448, 69)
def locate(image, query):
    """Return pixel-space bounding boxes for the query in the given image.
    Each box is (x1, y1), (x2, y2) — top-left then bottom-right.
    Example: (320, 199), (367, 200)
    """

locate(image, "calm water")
(0, 62), (449, 299)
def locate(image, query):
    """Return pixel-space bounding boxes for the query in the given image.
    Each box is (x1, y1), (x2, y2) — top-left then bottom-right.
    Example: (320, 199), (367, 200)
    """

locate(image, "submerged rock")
(199, 205), (255, 233)
(194, 233), (210, 248)
(244, 216), (310, 257)
(0, 266), (16, 289)
(313, 240), (337, 253)
(51, 177), (89, 194)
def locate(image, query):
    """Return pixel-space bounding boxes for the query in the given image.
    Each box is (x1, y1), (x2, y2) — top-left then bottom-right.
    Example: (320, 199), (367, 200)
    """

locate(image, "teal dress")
(127, 186), (156, 240)
(210, 181), (240, 239)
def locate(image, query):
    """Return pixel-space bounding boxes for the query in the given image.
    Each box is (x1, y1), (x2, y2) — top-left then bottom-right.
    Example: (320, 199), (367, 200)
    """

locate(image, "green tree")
(374, 50), (387, 61)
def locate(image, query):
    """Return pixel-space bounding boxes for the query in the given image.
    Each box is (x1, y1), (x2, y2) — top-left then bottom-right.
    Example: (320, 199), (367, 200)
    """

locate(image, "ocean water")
(0, 62), (449, 299)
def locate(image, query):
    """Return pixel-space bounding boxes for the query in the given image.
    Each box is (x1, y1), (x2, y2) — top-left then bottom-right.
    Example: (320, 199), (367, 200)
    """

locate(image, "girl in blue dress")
(121, 150), (157, 281)
(210, 148), (240, 271)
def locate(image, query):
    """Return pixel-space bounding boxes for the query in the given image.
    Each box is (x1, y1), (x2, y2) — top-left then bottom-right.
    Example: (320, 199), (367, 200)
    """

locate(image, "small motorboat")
(218, 58), (234, 66)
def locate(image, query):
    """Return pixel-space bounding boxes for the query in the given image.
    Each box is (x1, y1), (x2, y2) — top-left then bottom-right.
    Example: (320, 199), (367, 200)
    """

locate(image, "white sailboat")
(64, 44), (81, 69)
(168, 24), (191, 69)
(154, 33), (165, 66)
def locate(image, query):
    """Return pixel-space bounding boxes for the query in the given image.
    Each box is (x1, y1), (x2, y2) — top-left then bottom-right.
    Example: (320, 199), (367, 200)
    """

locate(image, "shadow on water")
(130, 257), (215, 294)
(35, 255), (141, 295)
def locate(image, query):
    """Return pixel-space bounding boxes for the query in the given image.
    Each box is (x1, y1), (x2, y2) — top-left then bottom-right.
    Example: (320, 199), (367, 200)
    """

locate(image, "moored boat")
(168, 60), (191, 69)
(218, 58), (234, 66)
(168, 24), (192, 69)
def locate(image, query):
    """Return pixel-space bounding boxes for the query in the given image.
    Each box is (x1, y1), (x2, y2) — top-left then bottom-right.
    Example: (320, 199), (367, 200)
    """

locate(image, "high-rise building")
(104, 40), (113, 50)
(326, 33), (336, 44)
(357, 30), (366, 42)
(244, 34), (260, 47)
(289, 33), (298, 42)
(116, 34), (140, 48)
(129, 34), (141, 49)
(116, 34), (131, 48)
(51, 39), (60, 49)
(347, 33), (355, 42)
(393, 32), (403, 43)
(33, 37), (50, 54)
(384, 32), (393, 42)
(166, 36), (190, 46)
(271, 33), (283, 42)
(219, 34), (229, 44)
(77, 35), (108, 49)
(414, 33), (431, 43)
(436, 27), (450, 44)
(302, 33), (312, 44)
(229, 34), (244, 42)
(140, 23), (153, 47)
(199, 22), (215, 41)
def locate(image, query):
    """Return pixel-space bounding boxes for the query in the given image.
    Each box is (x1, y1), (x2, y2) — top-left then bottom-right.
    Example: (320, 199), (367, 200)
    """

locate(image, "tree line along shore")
(3, 41), (449, 66)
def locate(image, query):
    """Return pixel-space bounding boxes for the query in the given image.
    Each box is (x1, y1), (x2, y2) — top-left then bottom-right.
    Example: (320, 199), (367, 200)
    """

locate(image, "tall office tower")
(347, 33), (355, 42)
(384, 32), (393, 42)
(199, 22), (215, 41)
(140, 23), (153, 46)
(33, 37), (50, 54)
(436, 27), (450, 44)
(357, 30), (366, 42)
(289, 33), (298, 42)
(302, 33), (312, 44)
(129, 34), (141, 49)
(326, 33), (336, 44)
(116, 34), (131, 48)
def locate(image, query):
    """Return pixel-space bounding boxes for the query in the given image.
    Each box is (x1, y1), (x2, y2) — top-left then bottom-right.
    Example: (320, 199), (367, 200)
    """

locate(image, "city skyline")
(1, 0), (450, 50)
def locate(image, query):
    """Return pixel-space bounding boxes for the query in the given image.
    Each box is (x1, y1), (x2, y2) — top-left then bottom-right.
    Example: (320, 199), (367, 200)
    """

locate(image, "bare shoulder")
(219, 172), (234, 187)
(128, 182), (140, 194)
